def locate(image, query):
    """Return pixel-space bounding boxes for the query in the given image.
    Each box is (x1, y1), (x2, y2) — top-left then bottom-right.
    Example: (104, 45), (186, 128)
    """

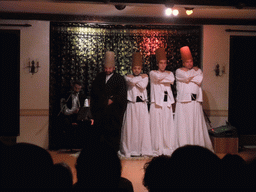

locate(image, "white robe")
(119, 75), (153, 157)
(149, 70), (177, 156)
(174, 68), (213, 151)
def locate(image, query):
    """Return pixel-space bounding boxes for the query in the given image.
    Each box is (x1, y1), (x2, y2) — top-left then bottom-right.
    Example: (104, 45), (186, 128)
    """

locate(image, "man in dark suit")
(90, 51), (127, 152)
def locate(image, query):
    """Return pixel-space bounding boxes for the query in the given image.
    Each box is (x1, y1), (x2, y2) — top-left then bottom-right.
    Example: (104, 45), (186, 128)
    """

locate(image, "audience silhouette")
(1, 142), (73, 189)
(221, 153), (254, 189)
(74, 139), (134, 191)
(169, 145), (223, 189)
(143, 145), (232, 191)
(249, 158), (256, 189)
(52, 162), (73, 188)
(1, 140), (255, 191)
(1, 142), (55, 188)
(143, 155), (172, 191)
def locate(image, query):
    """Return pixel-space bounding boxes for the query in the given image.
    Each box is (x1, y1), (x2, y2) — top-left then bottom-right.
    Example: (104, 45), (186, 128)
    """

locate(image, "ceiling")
(1, 0), (256, 25)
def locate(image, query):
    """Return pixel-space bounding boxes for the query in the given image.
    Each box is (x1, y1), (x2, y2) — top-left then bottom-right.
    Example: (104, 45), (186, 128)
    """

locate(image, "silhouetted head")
(1, 142), (54, 188)
(222, 153), (253, 188)
(143, 155), (172, 191)
(52, 162), (73, 188)
(169, 145), (222, 188)
(75, 140), (121, 188)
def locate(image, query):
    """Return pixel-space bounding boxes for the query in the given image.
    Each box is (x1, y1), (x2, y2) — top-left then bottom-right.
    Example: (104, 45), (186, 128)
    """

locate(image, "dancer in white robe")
(174, 46), (213, 151)
(119, 52), (152, 157)
(150, 48), (178, 156)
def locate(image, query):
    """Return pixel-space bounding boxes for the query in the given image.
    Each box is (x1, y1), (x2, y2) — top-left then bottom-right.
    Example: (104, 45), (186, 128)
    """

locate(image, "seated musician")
(60, 80), (93, 149)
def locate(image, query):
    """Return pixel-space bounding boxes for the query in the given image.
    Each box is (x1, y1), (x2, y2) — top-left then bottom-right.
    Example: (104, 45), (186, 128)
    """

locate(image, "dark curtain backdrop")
(49, 22), (201, 149)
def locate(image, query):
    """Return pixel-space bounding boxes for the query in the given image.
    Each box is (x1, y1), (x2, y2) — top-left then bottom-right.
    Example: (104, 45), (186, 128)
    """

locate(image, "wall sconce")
(27, 60), (40, 75)
(165, 4), (179, 16)
(214, 63), (225, 76)
(172, 9), (179, 16)
(115, 4), (126, 10)
(185, 8), (194, 15)
(165, 7), (173, 16)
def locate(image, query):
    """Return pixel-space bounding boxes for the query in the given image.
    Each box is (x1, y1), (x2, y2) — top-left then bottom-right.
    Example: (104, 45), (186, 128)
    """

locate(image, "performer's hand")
(127, 74), (134, 78)
(181, 67), (189, 72)
(140, 74), (148, 78)
(90, 119), (94, 125)
(185, 76), (194, 83)
(108, 99), (113, 105)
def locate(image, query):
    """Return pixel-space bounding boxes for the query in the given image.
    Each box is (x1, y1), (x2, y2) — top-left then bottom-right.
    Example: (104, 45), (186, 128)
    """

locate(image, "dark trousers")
(62, 115), (94, 149)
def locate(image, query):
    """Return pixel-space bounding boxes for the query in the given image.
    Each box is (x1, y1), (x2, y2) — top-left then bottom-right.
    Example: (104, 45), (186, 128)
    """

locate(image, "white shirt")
(125, 75), (148, 102)
(64, 92), (80, 115)
(150, 70), (175, 107)
(106, 73), (114, 83)
(175, 68), (203, 102)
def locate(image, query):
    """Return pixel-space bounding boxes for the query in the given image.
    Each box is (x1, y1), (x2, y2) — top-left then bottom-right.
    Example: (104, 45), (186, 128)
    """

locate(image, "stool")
(210, 135), (239, 154)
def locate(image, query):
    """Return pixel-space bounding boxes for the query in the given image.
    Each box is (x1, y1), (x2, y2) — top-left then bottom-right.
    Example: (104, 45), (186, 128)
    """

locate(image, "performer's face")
(158, 60), (167, 72)
(132, 66), (142, 76)
(183, 59), (193, 69)
(104, 66), (115, 75)
(73, 84), (82, 93)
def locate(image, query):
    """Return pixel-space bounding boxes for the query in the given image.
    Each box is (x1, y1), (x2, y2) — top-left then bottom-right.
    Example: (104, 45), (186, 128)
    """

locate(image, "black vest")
(66, 92), (86, 109)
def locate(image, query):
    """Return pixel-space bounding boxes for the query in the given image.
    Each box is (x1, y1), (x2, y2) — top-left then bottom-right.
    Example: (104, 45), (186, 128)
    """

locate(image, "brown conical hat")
(155, 48), (167, 63)
(180, 46), (193, 62)
(104, 51), (115, 67)
(132, 52), (143, 68)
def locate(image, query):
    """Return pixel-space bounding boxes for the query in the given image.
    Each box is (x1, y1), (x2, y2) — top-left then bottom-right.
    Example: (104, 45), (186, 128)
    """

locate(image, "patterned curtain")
(49, 23), (201, 149)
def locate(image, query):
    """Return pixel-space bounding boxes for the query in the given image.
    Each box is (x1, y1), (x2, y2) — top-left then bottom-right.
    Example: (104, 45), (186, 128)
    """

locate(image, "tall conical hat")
(155, 48), (167, 63)
(180, 46), (193, 62)
(132, 52), (143, 68)
(104, 51), (115, 67)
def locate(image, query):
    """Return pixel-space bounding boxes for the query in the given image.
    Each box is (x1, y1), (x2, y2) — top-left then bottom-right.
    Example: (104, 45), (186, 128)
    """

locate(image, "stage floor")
(49, 146), (256, 192)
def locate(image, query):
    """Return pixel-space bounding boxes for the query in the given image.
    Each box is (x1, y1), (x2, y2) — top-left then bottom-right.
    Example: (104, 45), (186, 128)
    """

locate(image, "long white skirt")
(174, 101), (213, 151)
(119, 102), (153, 157)
(150, 102), (177, 156)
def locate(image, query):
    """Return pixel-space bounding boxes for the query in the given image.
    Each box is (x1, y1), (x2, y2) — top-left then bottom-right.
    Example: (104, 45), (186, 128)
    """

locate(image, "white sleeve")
(61, 96), (78, 115)
(61, 100), (75, 115)
(125, 75), (142, 86)
(160, 71), (175, 84)
(150, 70), (174, 84)
(190, 69), (203, 86)
(135, 76), (148, 89)
(64, 106), (76, 115)
(175, 68), (191, 83)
